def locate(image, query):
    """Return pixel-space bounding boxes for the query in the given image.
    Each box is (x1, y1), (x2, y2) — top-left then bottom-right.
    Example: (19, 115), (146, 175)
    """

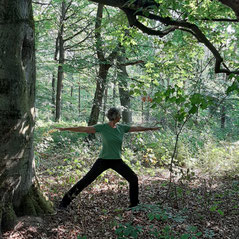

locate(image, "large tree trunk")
(0, 1), (53, 234)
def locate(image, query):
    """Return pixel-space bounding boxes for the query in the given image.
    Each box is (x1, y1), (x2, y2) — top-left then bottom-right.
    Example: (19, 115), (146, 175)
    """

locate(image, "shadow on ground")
(3, 170), (239, 239)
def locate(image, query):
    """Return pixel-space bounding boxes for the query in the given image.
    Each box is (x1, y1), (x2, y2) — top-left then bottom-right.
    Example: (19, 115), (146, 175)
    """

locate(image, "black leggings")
(61, 158), (139, 206)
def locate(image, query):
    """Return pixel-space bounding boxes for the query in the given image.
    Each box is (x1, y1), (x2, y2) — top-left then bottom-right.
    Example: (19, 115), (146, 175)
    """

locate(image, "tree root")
(1, 184), (54, 233)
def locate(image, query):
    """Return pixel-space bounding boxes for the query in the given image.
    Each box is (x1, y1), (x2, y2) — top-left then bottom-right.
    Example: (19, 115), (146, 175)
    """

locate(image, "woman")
(56, 107), (159, 209)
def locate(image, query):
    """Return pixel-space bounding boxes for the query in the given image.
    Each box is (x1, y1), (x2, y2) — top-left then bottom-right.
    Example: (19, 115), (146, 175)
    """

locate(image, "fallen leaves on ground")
(3, 168), (239, 239)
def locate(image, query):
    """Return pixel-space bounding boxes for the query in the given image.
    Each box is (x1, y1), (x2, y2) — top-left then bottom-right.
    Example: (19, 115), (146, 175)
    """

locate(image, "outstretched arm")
(56, 126), (96, 134)
(129, 126), (160, 132)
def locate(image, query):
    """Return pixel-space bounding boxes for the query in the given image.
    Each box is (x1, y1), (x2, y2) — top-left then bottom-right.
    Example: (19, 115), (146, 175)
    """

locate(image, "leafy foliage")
(15, 1), (239, 238)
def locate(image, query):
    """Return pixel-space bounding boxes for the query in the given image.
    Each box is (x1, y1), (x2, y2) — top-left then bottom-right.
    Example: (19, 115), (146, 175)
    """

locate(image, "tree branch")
(89, 0), (239, 75)
(201, 18), (238, 22)
(65, 33), (94, 50)
(119, 60), (144, 66)
(127, 11), (239, 74)
(217, 0), (239, 20)
(32, 1), (50, 5)
(64, 22), (92, 43)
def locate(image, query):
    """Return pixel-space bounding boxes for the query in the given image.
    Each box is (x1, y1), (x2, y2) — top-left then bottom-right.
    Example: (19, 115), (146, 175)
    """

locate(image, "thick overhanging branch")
(89, 0), (239, 20)
(119, 60), (144, 67)
(200, 18), (238, 22)
(89, 0), (239, 75)
(125, 10), (239, 75)
(122, 8), (178, 37)
(217, 0), (239, 20)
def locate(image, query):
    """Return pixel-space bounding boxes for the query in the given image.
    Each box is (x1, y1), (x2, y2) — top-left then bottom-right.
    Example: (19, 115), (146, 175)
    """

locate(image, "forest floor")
(3, 161), (239, 238)
(3, 144), (239, 239)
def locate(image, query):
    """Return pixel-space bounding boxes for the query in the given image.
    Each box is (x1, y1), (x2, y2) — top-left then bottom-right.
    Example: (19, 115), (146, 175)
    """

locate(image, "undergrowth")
(34, 120), (239, 179)
(33, 120), (239, 239)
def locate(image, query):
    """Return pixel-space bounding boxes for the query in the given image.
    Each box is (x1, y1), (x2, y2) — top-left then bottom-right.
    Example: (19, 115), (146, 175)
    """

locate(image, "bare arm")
(56, 126), (96, 134)
(128, 126), (160, 132)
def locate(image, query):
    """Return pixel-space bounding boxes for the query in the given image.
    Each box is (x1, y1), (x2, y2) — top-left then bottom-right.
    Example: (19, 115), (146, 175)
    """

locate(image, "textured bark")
(102, 87), (108, 122)
(220, 105), (226, 129)
(52, 74), (56, 115)
(88, 65), (110, 125)
(88, 4), (118, 126)
(78, 84), (81, 116)
(117, 54), (132, 124)
(0, 0), (53, 233)
(55, 1), (66, 122)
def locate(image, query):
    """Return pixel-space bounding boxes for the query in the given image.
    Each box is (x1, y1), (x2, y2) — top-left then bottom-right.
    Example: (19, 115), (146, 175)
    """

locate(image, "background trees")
(32, 0), (239, 183)
(1, 0), (239, 235)
(34, 0), (239, 127)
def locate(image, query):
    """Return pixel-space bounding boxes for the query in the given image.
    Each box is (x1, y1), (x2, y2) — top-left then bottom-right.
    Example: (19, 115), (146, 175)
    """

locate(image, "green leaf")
(155, 214), (161, 220)
(190, 93), (202, 104)
(188, 105), (198, 114)
(181, 234), (190, 239)
(196, 232), (203, 236)
(176, 96), (186, 104)
(147, 213), (155, 221)
(226, 81), (238, 95)
(210, 205), (217, 212)
(217, 209), (224, 216)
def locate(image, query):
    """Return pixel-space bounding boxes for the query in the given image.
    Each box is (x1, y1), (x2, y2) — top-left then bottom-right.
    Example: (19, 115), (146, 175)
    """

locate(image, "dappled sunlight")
(32, 123), (239, 238)
(3, 217), (43, 239)
(32, 169), (239, 238)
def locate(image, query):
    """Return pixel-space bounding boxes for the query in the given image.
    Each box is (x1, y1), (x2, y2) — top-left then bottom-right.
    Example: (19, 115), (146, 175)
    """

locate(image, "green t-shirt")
(93, 123), (131, 159)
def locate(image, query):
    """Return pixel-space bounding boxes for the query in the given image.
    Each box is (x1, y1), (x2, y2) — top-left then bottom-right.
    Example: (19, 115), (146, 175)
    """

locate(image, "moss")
(2, 203), (17, 232)
(17, 193), (37, 216)
(15, 184), (54, 217)
(32, 186), (53, 214)
(0, 184), (54, 233)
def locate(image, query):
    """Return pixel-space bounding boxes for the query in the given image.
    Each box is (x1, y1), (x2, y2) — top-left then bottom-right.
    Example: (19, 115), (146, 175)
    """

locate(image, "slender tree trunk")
(70, 85), (74, 110)
(117, 54), (132, 124)
(102, 87), (108, 122)
(88, 64), (110, 125)
(113, 80), (117, 105)
(142, 101), (144, 123)
(145, 101), (150, 122)
(55, 1), (66, 122)
(221, 104), (226, 129)
(71, 86), (73, 97)
(78, 83), (81, 117)
(0, 1), (52, 234)
(52, 74), (56, 115)
(88, 4), (118, 126)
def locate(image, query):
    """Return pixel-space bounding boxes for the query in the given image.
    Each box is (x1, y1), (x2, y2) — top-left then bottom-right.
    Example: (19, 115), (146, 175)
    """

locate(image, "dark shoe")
(129, 203), (139, 208)
(58, 201), (69, 211)
(58, 193), (72, 210)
